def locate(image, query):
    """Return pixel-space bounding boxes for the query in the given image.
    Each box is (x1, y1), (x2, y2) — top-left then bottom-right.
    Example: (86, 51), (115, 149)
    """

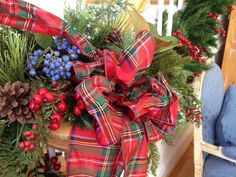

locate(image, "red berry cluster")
(49, 94), (68, 131)
(208, 11), (227, 39)
(29, 87), (69, 131)
(208, 12), (219, 21)
(29, 88), (55, 112)
(173, 29), (206, 63)
(73, 93), (86, 116)
(18, 124), (39, 152)
(187, 109), (202, 121)
(215, 27), (227, 39)
(42, 156), (61, 172)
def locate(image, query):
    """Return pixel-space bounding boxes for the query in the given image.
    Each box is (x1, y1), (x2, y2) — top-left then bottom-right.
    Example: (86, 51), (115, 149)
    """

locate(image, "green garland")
(173, 0), (234, 57)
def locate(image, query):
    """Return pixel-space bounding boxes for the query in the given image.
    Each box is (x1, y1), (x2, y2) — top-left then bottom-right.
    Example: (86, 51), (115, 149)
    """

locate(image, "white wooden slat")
(177, 0), (184, 10)
(157, 0), (165, 36)
(166, 0), (176, 36)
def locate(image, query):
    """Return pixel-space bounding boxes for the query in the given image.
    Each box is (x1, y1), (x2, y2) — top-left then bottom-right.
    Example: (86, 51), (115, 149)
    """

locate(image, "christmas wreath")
(0, 0), (233, 176)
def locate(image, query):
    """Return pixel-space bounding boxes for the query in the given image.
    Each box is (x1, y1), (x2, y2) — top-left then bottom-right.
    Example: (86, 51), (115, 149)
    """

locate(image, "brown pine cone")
(102, 29), (124, 49)
(0, 81), (36, 124)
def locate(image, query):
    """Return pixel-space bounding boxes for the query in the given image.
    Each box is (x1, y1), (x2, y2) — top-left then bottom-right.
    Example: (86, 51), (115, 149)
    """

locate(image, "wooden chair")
(194, 6), (236, 177)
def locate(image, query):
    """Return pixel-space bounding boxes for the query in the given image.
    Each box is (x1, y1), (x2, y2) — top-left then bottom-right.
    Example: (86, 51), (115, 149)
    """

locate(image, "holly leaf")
(155, 36), (179, 54)
(34, 33), (55, 49)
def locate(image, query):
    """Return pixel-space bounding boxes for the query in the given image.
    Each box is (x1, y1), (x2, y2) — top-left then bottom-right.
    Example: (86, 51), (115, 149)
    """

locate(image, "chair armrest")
(222, 146), (236, 160)
(202, 141), (236, 164)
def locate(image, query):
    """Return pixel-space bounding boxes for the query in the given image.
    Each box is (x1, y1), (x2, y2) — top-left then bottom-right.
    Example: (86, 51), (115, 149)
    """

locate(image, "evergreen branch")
(148, 142), (160, 176)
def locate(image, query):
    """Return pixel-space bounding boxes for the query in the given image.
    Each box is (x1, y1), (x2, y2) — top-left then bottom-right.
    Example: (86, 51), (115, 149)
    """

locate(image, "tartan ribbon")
(0, 1), (179, 176)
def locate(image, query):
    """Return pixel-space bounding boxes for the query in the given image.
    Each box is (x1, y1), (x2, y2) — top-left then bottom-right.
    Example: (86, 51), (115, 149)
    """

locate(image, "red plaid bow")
(0, 1), (179, 176)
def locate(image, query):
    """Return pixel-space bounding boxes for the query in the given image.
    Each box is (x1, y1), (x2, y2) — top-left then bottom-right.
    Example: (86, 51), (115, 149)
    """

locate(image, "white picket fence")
(142, 0), (184, 36)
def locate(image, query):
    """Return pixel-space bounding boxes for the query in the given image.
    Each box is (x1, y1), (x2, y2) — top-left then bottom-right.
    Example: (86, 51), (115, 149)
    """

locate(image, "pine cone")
(0, 81), (36, 124)
(102, 29), (124, 49)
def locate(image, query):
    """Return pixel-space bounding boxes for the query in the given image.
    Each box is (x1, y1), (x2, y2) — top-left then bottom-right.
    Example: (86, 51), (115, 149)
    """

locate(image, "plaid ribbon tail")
(0, 0), (97, 59)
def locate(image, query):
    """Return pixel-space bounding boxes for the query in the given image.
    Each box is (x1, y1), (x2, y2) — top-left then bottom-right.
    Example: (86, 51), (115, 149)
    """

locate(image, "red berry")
(59, 94), (66, 101)
(44, 92), (55, 103)
(29, 102), (41, 111)
(74, 93), (82, 101)
(172, 32), (177, 37)
(57, 102), (67, 112)
(197, 114), (202, 121)
(186, 41), (191, 45)
(50, 122), (60, 130)
(24, 147), (30, 152)
(52, 81), (58, 88)
(65, 81), (72, 89)
(51, 112), (62, 122)
(24, 141), (30, 147)
(77, 101), (86, 110)
(23, 131), (32, 137)
(179, 42), (184, 48)
(42, 165), (50, 172)
(29, 102), (35, 111)
(19, 142), (25, 150)
(32, 124), (39, 130)
(50, 156), (58, 164)
(187, 110), (191, 116)
(198, 55), (204, 60)
(201, 59), (206, 63)
(73, 106), (82, 116)
(179, 36), (184, 41)
(29, 143), (36, 151)
(208, 12), (213, 17)
(213, 16), (218, 20)
(32, 94), (44, 105)
(53, 163), (61, 171)
(30, 134), (37, 140)
(38, 88), (49, 97)
(26, 136), (32, 141)
(176, 29), (182, 35)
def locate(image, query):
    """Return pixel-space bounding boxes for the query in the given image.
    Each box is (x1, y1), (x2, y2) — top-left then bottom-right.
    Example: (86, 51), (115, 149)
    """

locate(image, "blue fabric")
(222, 146), (236, 160)
(201, 63), (224, 145)
(204, 155), (236, 177)
(216, 84), (236, 146)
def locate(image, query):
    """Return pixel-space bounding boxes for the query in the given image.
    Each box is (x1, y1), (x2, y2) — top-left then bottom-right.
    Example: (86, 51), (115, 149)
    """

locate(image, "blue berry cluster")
(54, 38), (81, 59)
(42, 51), (73, 81)
(28, 38), (81, 81)
(28, 49), (43, 77)
(41, 38), (81, 81)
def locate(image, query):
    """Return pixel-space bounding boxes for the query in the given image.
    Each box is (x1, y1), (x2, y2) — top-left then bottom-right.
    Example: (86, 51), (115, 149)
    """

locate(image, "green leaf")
(155, 36), (179, 54)
(34, 33), (54, 49)
(148, 22), (159, 38)
(0, 121), (5, 136)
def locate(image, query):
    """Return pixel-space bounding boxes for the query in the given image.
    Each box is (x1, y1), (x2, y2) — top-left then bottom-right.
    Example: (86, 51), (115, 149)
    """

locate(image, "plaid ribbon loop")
(0, 1), (179, 176)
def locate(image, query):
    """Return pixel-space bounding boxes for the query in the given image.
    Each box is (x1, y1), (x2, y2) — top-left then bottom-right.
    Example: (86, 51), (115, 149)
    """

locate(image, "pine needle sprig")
(0, 26), (35, 85)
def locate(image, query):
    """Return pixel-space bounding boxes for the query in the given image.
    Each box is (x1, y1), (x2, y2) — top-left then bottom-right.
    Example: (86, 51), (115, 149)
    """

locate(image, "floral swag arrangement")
(0, 0), (233, 176)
